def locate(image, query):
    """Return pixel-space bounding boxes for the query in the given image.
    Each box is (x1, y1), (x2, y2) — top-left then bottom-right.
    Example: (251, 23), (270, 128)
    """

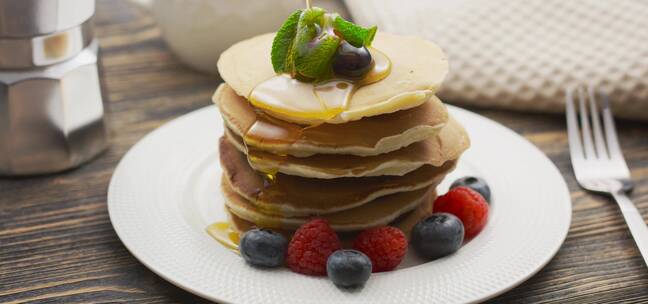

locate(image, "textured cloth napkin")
(345, 0), (648, 121)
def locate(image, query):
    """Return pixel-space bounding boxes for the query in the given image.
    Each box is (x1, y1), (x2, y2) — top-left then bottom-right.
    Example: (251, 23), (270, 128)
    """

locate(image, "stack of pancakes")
(214, 33), (470, 233)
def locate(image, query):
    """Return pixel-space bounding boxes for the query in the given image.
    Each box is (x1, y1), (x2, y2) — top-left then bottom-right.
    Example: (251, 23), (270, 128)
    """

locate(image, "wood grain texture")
(0, 0), (647, 303)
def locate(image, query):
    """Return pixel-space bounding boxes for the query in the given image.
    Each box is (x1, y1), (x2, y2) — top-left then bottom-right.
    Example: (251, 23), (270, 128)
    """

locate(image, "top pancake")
(214, 83), (448, 157)
(217, 32), (449, 124)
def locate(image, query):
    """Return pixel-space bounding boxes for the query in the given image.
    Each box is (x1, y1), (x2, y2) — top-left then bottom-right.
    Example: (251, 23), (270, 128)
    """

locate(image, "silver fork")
(566, 85), (648, 267)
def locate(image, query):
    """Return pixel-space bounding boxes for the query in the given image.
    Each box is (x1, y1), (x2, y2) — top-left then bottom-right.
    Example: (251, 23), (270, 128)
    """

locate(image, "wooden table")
(1, 1), (647, 303)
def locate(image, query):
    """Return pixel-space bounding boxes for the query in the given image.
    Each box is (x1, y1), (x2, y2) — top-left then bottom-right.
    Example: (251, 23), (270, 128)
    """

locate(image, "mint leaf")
(271, 9), (302, 73)
(299, 7), (325, 26)
(294, 32), (340, 80)
(333, 16), (377, 47)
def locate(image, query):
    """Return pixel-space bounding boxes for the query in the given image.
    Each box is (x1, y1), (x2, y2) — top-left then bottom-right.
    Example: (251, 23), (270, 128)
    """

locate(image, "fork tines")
(565, 85), (630, 178)
(566, 85), (629, 180)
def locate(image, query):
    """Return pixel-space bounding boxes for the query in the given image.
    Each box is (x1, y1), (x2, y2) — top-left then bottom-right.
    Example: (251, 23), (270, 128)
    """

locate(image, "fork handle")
(612, 191), (648, 267)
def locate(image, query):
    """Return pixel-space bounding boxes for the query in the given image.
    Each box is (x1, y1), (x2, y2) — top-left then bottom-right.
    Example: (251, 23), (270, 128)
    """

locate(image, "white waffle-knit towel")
(345, 0), (648, 121)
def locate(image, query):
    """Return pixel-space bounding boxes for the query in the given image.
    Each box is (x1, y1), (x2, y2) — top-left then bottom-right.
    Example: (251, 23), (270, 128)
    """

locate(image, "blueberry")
(411, 213), (464, 260)
(451, 176), (491, 202)
(326, 249), (372, 288)
(332, 41), (373, 78)
(239, 228), (288, 268)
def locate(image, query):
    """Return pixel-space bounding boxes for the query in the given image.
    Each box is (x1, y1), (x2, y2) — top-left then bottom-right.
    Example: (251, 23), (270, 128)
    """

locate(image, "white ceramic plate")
(108, 105), (571, 304)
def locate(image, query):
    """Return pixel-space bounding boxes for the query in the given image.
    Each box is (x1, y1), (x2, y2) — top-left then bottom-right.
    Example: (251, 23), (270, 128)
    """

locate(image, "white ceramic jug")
(137, 0), (348, 74)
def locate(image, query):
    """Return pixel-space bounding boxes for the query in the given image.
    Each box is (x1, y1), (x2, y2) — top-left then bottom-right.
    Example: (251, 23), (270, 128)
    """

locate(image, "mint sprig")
(271, 8), (378, 80)
(332, 16), (377, 48)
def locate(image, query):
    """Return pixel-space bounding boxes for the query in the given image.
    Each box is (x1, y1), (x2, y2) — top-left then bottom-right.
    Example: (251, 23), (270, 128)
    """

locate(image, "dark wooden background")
(1, 0), (647, 303)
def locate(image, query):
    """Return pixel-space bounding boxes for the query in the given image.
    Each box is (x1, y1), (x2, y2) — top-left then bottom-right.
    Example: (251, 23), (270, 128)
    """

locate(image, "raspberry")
(353, 226), (407, 272)
(287, 218), (341, 276)
(433, 186), (489, 239)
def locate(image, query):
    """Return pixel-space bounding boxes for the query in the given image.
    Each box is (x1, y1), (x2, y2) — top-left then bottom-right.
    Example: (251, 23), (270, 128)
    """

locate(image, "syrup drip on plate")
(206, 217), (281, 254)
(206, 222), (241, 253)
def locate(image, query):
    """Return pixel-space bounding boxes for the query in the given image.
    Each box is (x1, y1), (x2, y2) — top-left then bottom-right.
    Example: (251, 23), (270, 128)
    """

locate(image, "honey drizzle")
(237, 48), (391, 227)
(206, 222), (241, 253)
(248, 48), (391, 125)
(206, 218), (283, 254)
(244, 48), (391, 149)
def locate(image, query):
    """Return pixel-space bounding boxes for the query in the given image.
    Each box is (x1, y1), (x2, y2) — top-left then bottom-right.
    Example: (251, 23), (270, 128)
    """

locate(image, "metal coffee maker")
(0, 0), (107, 175)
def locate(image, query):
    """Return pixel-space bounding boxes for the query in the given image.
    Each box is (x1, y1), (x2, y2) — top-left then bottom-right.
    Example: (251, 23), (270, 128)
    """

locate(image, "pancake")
(222, 177), (437, 232)
(214, 83), (448, 157)
(224, 116), (469, 179)
(219, 137), (455, 216)
(217, 32), (449, 125)
(224, 192), (435, 242)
